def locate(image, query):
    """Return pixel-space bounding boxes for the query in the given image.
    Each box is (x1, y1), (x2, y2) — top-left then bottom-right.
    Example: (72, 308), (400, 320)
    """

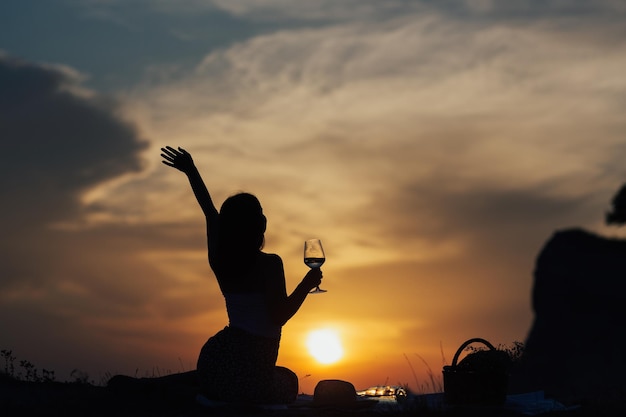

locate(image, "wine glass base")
(309, 288), (327, 294)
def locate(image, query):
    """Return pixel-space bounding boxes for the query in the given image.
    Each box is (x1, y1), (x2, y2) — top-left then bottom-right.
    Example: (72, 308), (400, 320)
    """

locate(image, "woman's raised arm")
(161, 146), (219, 223)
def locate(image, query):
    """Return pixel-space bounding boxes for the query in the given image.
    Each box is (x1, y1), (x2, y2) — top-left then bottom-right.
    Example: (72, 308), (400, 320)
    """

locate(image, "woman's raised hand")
(161, 146), (195, 173)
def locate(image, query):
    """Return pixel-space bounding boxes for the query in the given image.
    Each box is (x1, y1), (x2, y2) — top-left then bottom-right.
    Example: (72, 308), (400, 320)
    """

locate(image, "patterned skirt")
(196, 326), (298, 404)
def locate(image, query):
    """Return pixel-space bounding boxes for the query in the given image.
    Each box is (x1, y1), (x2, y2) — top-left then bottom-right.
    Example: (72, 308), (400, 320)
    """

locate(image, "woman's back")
(214, 251), (279, 293)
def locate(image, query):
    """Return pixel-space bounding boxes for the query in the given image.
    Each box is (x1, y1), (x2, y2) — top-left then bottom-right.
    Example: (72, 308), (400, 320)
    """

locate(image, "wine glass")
(304, 239), (326, 293)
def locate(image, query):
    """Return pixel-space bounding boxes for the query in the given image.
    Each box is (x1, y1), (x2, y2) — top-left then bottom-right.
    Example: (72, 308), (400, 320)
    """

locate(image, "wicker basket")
(442, 338), (508, 406)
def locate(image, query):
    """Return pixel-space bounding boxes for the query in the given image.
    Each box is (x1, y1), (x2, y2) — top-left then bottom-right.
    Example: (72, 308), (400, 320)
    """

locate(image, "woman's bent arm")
(266, 256), (322, 326)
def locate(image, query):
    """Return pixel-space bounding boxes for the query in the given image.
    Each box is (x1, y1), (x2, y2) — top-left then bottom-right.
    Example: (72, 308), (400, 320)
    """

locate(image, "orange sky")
(2, 1), (626, 395)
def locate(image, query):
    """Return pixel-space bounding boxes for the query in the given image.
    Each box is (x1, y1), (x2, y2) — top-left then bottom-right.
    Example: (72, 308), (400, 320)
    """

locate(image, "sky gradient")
(2, 0), (626, 394)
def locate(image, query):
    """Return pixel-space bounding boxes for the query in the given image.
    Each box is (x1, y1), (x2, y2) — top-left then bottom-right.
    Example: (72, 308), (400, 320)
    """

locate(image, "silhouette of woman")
(160, 146), (322, 404)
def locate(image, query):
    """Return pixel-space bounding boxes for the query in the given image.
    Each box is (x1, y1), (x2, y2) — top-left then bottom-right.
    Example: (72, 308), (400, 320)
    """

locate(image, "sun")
(306, 329), (344, 364)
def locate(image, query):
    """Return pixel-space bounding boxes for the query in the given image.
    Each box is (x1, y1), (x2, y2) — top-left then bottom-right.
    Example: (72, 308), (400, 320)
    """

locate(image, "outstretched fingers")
(160, 145), (194, 172)
(161, 146), (179, 157)
(160, 146), (180, 167)
(161, 146), (189, 158)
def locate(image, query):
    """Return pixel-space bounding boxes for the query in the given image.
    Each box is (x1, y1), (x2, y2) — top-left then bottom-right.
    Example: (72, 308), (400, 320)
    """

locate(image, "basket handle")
(451, 338), (496, 367)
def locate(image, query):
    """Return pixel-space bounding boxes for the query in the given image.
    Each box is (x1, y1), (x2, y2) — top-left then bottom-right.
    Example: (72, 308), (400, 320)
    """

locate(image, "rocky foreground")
(2, 373), (621, 417)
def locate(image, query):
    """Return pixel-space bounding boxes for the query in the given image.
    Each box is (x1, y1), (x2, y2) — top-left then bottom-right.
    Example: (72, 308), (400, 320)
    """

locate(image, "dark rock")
(522, 228), (626, 406)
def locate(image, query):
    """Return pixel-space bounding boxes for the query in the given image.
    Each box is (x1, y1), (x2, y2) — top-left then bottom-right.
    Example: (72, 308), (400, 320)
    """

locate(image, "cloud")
(209, 0), (424, 21)
(0, 55), (148, 233)
(74, 0), (419, 22)
(0, 55), (177, 377)
(73, 0), (626, 30)
(163, 0), (626, 22)
(121, 11), (626, 263)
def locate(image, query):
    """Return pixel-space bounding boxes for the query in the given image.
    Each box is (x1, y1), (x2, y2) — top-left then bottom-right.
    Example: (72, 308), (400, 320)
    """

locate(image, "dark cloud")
(0, 53), (151, 292)
(396, 184), (590, 238)
(428, 0), (626, 19)
(0, 55), (147, 232)
(0, 55), (164, 376)
(0, 0), (277, 91)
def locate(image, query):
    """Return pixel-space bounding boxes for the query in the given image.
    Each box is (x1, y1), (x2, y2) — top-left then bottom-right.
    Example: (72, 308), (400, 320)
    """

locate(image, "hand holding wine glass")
(304, 239), (326, 293)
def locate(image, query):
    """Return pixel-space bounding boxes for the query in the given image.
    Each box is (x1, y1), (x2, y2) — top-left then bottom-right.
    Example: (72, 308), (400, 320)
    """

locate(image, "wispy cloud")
(117, 11), (626, 262)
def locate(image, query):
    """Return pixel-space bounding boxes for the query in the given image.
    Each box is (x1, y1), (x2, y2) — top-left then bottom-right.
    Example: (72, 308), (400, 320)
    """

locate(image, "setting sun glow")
(306, 329), (344, 364)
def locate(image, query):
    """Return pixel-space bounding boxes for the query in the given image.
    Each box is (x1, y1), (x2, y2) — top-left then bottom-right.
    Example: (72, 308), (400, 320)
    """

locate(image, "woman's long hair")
(216, 193), (266, 278)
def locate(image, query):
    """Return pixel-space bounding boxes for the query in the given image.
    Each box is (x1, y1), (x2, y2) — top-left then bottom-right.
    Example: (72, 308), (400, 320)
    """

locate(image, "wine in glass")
(304, 239), (326, 293)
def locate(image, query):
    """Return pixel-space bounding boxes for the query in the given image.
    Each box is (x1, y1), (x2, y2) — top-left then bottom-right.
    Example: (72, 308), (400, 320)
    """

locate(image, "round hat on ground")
(313, 379), (357, 406)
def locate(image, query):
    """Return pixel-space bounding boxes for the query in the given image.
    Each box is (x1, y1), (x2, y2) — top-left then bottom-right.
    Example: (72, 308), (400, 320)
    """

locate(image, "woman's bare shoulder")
(258, 252), (283, 265)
